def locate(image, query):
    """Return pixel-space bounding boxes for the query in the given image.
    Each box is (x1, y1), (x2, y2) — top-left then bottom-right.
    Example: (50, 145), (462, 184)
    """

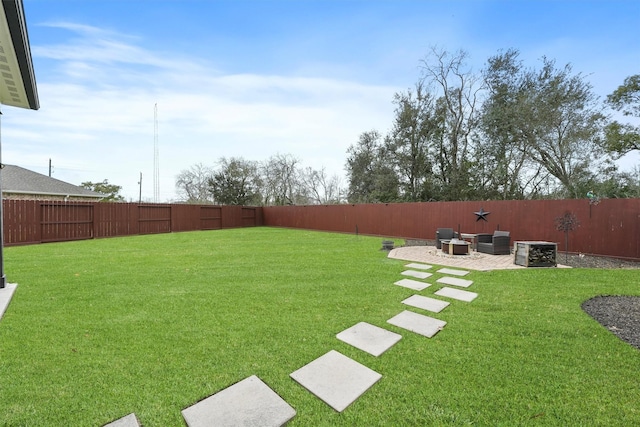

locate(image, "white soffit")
(0, 0), (38, 110)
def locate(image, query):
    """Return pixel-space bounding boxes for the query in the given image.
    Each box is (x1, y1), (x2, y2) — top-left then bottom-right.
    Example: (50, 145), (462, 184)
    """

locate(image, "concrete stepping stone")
(387, 310), (446, 338)
(182, 375), (295, 427)
(103, 413), (140, 427)
(437, 267), (469, 276)
(436, 276), (473, 288)
(401, 295), (450, 313)
(434, 287), (478, 302)
(290, 350), (382, 412)
(394, 278), (432, 291)
(0, 283), (17, 321)
(405, 263), (432, 270)
(401, 270), (432, 280)
(336, 322), (402, 356)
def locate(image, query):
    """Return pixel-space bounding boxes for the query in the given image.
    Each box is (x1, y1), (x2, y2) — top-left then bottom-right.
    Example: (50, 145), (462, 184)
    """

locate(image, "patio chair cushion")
(477, 231), (511, 255)
(435, 228), (457, 249)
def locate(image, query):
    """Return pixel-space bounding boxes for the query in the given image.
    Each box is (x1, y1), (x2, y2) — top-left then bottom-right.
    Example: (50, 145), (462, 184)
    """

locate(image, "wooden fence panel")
(94, 203), (134, 238)
(138, 205), (171, 235)
(3, 199), (39, 245)
(242, 207), (257, 227)
(200, 206), (222, 230)
(171, 204), (200, 232)
(41, 202), (94, 243)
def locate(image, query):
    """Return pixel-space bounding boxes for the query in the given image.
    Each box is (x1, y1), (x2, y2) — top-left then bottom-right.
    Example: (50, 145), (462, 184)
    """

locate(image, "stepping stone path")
(387, 310), (447, 338)
(103, 413), (140, 427)
(436, 276), (474, 288)
(436, 267), (469, 276)
(336, 322), (402, 356)
(401, 294), (450, 313)
(394, 278), (432, 291)
(101, 259), (479, 424)
(434, 287), (478, 302)
(401, 270), (433, 279)
(181, 375), (296, 427)
(290, 350), (382, 412)
(405, 263), (433, 270)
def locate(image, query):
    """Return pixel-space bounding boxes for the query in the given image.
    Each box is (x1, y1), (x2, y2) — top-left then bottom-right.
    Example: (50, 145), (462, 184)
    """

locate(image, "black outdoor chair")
(435, 228), (458, 249)
(477, 231), (511, 255)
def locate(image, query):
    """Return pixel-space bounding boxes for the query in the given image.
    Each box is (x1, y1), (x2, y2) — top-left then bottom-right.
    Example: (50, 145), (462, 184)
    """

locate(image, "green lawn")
(1, 227), (639, 426)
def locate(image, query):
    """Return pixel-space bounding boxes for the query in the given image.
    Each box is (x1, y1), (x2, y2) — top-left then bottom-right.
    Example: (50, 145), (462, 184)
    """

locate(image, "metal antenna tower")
(153, 103), (159, 202)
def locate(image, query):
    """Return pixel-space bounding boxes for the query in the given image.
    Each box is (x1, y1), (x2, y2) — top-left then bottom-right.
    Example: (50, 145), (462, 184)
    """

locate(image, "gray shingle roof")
(1, 165), (103, 198)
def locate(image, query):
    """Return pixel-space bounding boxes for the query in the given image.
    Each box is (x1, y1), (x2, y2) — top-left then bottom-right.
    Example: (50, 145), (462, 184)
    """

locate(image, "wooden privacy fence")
(4, 198), (639, 260)
(3, 200), (263, 246)
(263, 198), (640, 261)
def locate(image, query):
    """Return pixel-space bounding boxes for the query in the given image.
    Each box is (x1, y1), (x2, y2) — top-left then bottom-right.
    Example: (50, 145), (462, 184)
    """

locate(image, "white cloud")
(6, 22), (398, 201)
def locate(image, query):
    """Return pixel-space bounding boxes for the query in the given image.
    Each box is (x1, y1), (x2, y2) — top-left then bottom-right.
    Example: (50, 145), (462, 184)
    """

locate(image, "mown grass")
(0, 227), (639, 426)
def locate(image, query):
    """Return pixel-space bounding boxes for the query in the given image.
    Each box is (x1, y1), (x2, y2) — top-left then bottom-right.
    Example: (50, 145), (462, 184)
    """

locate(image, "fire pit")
(441, 239), (470, 255)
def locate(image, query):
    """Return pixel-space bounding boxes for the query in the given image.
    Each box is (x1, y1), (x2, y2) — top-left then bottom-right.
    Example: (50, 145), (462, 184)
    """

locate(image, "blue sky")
(4, 0), (639, 201)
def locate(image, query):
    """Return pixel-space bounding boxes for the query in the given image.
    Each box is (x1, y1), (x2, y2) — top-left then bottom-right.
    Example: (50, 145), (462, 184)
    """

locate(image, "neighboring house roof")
(1, 164), (103, 199)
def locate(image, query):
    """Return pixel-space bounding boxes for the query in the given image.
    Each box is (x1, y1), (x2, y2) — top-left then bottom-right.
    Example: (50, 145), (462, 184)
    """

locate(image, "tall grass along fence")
(263, 198), (640, 261)
(2, 200), (263, 246)
(3, 198), (639, 260)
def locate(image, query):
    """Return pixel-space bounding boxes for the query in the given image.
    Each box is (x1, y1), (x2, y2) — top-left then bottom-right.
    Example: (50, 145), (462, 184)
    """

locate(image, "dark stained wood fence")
(4, 199), (639, 260)
(263, 199), (640, 261)
(3, 200), (262, 246)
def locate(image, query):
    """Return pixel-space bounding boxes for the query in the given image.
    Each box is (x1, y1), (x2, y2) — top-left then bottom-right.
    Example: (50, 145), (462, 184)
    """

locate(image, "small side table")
(460, 233), (478, 251)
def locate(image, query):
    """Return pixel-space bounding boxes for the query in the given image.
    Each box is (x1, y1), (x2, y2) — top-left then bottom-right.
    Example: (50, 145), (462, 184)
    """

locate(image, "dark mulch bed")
(559, 253), (640, 269)
(582, 296), (640, 351)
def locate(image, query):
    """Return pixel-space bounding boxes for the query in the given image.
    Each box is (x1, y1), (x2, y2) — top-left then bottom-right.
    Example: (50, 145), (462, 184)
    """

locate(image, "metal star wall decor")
(474, 207), (490, 222)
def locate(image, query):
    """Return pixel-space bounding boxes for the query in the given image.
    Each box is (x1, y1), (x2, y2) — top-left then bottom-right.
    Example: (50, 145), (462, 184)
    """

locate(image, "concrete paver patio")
(390, 246), (524, 270)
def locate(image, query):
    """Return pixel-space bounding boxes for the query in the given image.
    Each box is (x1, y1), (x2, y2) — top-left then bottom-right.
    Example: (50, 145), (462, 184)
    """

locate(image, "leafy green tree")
(345, 130), (399, 203)
(481, 50), (607, 199)
(573, 164), (640, 199)
(81, 180), (124, 202)
(605, 74), (640, 158)
(209, 157), (261, 205)
(481, 49), (548, 199)
(387, 83), (438, 201)
(525, 58), (607, 198)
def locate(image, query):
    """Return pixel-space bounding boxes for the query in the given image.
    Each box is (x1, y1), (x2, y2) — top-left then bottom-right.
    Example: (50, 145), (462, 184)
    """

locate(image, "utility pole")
(138, 172), (142, 204)
(48, 158), (52, 177)
(153, 103), (159, 203)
